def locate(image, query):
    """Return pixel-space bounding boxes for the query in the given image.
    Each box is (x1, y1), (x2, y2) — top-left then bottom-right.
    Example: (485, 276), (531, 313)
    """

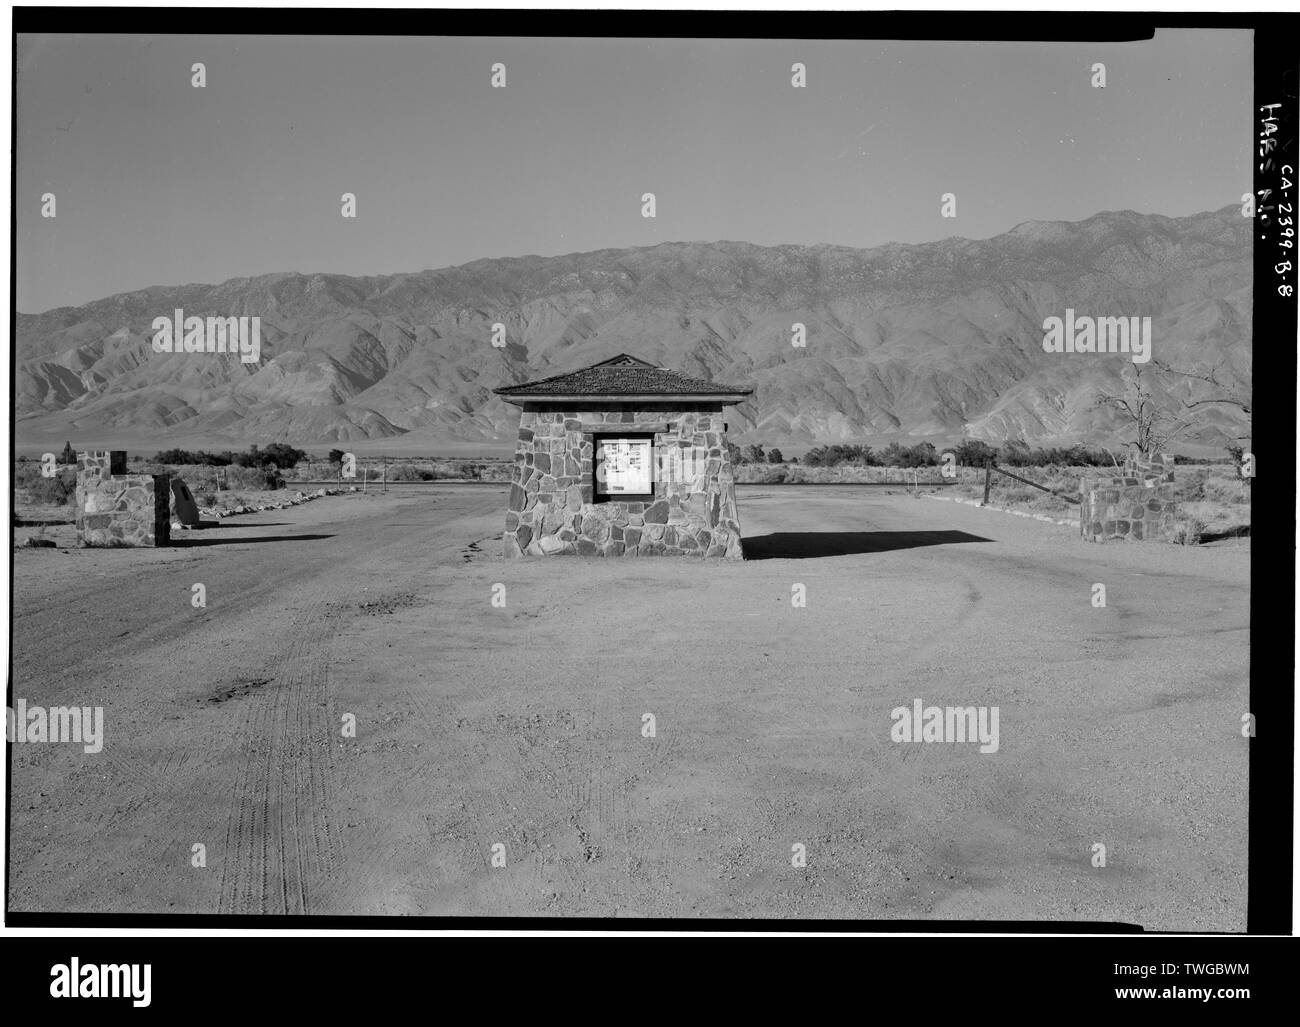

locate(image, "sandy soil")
(7, 485), (1249, 927)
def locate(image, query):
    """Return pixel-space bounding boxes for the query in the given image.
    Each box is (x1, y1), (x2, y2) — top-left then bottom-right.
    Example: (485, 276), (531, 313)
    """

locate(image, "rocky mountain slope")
(15, 205), (1251, 454)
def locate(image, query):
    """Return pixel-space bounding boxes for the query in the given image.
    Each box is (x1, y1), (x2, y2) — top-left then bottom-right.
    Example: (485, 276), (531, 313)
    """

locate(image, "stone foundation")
(503, 405), (743, 558)
(75, 450), (171, 547)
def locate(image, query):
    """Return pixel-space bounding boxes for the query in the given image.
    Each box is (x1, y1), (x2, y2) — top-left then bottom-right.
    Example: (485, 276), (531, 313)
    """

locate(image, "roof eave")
(496, 391), (752, 406)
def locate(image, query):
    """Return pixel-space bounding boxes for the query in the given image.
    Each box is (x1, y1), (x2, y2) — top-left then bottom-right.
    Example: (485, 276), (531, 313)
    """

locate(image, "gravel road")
(8, 485), (1249, 927)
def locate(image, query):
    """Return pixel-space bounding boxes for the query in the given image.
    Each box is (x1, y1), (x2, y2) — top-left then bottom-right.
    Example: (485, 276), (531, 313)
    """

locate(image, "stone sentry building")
(494, 355), (752, 558)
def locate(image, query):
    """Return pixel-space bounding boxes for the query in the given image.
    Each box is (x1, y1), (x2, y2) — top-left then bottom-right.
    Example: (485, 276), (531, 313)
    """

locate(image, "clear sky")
(16, 30), (1252, 313)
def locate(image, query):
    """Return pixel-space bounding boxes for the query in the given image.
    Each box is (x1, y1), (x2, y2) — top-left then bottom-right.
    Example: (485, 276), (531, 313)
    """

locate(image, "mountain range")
(15, 205), (1251, 456)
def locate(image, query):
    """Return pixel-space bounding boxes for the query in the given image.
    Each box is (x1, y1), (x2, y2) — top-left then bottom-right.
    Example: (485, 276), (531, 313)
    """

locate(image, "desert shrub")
(219, 465), (279, 491)
(1204, 472), (1250, 505)
(261, 443), (306, 470)
(155, 448), (233, 466)
(226, 443), (306, 470)
(804, 443), (878, 467)
(153, 444), (304, 469)
(991, 440), (1113, 468)
(1176, 469), (1209, 502)
(26, 469), (76, 505)
(998, 486), (1037, 505)
(904, 442), (938, 467)
(952, 439), (998, 467)
(15, 463), (46, 489)
(387, 463), (433, 482)
(1169, 516), (1207, 545)
(1181, 500), (1249, 536)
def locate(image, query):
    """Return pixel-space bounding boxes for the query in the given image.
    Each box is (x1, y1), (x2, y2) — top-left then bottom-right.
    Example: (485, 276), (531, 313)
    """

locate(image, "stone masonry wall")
(503, 404), (743, 558)
(76, 451), (170, 547)
(76, 450), (127, 482)
(1080, 476), (1178, 543)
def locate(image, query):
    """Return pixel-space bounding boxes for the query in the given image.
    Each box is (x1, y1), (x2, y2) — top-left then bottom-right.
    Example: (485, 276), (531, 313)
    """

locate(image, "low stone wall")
(75, 450), (170, 547)
(504, 404), (743, 559)
(1080, 476), (1177, 543)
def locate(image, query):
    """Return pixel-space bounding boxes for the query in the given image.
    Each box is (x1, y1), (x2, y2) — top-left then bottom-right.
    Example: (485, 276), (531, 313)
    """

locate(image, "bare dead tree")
(1094, 362), (1195, 457)
(1151, 357), (1251, 416)
(1150, 356), (1252, 479)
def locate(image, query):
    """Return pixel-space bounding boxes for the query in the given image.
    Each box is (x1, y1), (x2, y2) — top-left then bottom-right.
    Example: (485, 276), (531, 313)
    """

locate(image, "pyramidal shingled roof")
(493, 354), (752, 401)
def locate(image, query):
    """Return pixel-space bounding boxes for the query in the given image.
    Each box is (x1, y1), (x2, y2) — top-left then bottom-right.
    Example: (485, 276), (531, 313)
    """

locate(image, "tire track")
(217, 597), (342, 914)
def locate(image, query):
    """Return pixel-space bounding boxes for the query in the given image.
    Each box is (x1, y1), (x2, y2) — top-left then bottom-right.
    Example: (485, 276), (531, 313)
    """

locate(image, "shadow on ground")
(169, 533), (336, 548)
(182, 521), (296, 529)
(742, 529), (993, 560)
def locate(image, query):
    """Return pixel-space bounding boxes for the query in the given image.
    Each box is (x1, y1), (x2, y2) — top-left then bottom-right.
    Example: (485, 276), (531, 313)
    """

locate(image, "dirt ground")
(7, 485), (1249, 927)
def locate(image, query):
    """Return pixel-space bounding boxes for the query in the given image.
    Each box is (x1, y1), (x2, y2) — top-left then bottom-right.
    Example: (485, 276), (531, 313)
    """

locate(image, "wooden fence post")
(982, 460), (992, 506)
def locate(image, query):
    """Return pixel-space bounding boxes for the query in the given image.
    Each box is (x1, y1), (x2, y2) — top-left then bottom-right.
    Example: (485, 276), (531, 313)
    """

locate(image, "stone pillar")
(75, 450), (170, 547)
(1080, 475), (1177, 543)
